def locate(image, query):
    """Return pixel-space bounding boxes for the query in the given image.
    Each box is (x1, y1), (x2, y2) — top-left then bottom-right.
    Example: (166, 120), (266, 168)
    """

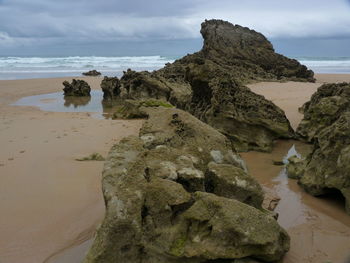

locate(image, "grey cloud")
(1, 0), (350, 51)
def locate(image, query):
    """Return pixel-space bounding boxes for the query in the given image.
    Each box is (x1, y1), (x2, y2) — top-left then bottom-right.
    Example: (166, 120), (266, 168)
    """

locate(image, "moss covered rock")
(111, 20), (308, 151)
(84, 107), (289, 263)
(295, 82), (350, 214)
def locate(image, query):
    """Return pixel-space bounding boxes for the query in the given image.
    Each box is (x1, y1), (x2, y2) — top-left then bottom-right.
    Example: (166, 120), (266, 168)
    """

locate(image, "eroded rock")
(101, 76), (121, 100)
(293, 82), (350, 214)
(85, 107), (289, 262)
(62, 79), (91, 96)
(113, 20), (306, 151)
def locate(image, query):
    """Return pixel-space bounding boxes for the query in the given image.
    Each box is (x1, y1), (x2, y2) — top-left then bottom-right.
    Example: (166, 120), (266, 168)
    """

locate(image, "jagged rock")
(84, 107), (289, 263)
(294, 82), (350, 214)
(297, 82), (350, 142)
(115, 19), (306, 151)
(286, 155), (305, 179)
(101, 76), (121, 100)
(62, 79), (91, 96)
(82, 69), (101, 76)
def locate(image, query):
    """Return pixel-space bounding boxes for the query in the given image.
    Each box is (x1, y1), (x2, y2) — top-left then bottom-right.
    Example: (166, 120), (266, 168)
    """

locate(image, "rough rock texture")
(62, 79), (91, 96)
(101, 76), (121, 100)
(85, 106), (290, 263)
(286, 155), (305, 179)
(113, 20), (310, 151)
(292, 82), (350, 214)
(82, 69), (101, 76)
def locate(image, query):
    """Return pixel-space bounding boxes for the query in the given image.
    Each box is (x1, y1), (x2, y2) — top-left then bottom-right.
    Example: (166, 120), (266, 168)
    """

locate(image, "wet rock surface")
(290, 82), (350, 214)
(111, 19), (311, 151)
(84, 106), (290, 263)
(62, 79), (91, 96)
(82, 70), (101, 76)
(101, 76), (121, 100)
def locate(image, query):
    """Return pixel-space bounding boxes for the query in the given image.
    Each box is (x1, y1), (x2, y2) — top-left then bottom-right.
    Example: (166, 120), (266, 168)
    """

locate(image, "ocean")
(0, 56), (349, 80)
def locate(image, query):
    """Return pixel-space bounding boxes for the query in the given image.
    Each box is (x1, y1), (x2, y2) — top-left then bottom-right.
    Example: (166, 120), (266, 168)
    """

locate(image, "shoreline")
(1, 73), (350, 262)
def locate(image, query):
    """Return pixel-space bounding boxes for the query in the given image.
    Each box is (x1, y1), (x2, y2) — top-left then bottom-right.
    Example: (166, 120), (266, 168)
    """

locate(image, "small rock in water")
(62, 79), (91, 96)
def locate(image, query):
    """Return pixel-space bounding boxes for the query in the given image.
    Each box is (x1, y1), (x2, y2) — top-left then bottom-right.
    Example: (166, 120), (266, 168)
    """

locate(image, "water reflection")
(13, 90), (122, 120)
(63, 96), (91, 108)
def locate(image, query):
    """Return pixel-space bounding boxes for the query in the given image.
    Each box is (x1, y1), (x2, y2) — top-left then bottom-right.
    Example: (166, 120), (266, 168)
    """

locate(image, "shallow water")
(12, 90), (120, 119)
(241, 140), (350, 263)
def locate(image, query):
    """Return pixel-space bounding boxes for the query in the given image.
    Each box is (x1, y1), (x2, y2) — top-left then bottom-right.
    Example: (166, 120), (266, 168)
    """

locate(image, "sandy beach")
(1, 74), (350, 263)
(0, 77), (143, 263)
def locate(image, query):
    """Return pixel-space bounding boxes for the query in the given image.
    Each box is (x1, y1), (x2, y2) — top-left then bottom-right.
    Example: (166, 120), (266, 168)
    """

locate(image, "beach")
(0, 77), (143, 263)
(1, 74), (350, 263)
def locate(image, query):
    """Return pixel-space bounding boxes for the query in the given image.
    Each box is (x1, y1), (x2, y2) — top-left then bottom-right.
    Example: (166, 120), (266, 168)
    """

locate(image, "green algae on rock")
(84, 107), (290, 263)
(106, 19), (312, 151)
(291, 82), (350, 214)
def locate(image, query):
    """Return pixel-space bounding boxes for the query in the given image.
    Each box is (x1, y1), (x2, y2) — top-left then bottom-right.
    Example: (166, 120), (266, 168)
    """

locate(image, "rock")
(113, 20), (303, 151)
(297, 82), (350, 142)
(205, 162), (264, 208)
(101, 76), (121, 100)
(295, 82), (350, 214)
(62, 79), (91, 96)
(84, 107), (289, 263)
(286, 155), (305, 179)
(82, 69), (101, 76)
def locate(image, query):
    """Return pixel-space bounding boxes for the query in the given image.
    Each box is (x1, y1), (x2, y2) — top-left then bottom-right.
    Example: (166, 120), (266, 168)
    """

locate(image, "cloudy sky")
(1, 0), (350, 56)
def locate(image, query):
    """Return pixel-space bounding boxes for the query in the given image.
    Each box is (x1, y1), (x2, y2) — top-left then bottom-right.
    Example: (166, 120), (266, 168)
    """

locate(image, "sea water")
(0, 56), (175, 80)
(0, 56), (350, 80)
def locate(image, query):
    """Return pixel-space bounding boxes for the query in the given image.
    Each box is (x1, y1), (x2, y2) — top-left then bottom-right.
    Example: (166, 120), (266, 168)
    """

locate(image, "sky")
(1, 0), (350, 57)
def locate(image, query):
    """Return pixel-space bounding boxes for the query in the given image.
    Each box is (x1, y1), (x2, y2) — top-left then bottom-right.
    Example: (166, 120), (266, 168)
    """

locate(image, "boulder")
(101, 76), (121, 100)
(294, 82), (350, 214)
(84, 107), (289, 263)
(62, 79), (91, 96)
(286, 155), (305, 179)
(82, 69), (101, 76)
(113, 20), (307, 151)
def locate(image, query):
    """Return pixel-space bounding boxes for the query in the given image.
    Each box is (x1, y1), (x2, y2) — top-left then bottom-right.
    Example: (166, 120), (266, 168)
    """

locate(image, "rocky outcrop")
(290, 83), (350, 214)
(101, 76), (121, 100)
(85, 106), (290, 263)
(62, 79), (91, 96)
(110, 19), (312, 151)
(82, 69), (101, 76)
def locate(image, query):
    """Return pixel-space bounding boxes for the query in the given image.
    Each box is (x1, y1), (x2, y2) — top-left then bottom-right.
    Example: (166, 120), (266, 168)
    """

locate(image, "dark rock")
(62, 79), (91, 96)
(101, 76), (121, 100)
(82, 69), (101, 76)
(293, 82), (350, 214)
(114, 20), (305, 151)
(84, 107), (289, 263)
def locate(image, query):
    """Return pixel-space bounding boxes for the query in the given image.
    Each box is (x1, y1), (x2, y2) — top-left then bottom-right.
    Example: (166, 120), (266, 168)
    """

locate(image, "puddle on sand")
(12, 90), (120, 119)
(241, 140), (350, 263)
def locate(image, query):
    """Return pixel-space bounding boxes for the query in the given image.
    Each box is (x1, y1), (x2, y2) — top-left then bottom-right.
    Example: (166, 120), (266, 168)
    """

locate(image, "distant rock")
(290, 82), (350, 214)
(82, 70), (101, 76)
(62, 79), (91, 96)
(100, 76), (121, 100)
(111, 19), (309, 151)
(84, 107), (290, 263)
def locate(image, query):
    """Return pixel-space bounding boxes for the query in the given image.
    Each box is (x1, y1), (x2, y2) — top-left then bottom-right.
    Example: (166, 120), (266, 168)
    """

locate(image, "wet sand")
(1, 74), (350, 263)
(0, 77), (143, 263)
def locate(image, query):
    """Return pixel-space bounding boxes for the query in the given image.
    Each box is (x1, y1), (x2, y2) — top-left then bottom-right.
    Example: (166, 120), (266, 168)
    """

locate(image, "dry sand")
(1, 74), (350, 263)
(0, 77), (143, 263)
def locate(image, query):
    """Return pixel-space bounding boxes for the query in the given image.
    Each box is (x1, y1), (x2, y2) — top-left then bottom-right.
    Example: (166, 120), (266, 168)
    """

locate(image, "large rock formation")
(85, 106), (290, 263)
(289, 82), (350, 214)
(62, 79), (91, 96)
(109, 19), (314, 151)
